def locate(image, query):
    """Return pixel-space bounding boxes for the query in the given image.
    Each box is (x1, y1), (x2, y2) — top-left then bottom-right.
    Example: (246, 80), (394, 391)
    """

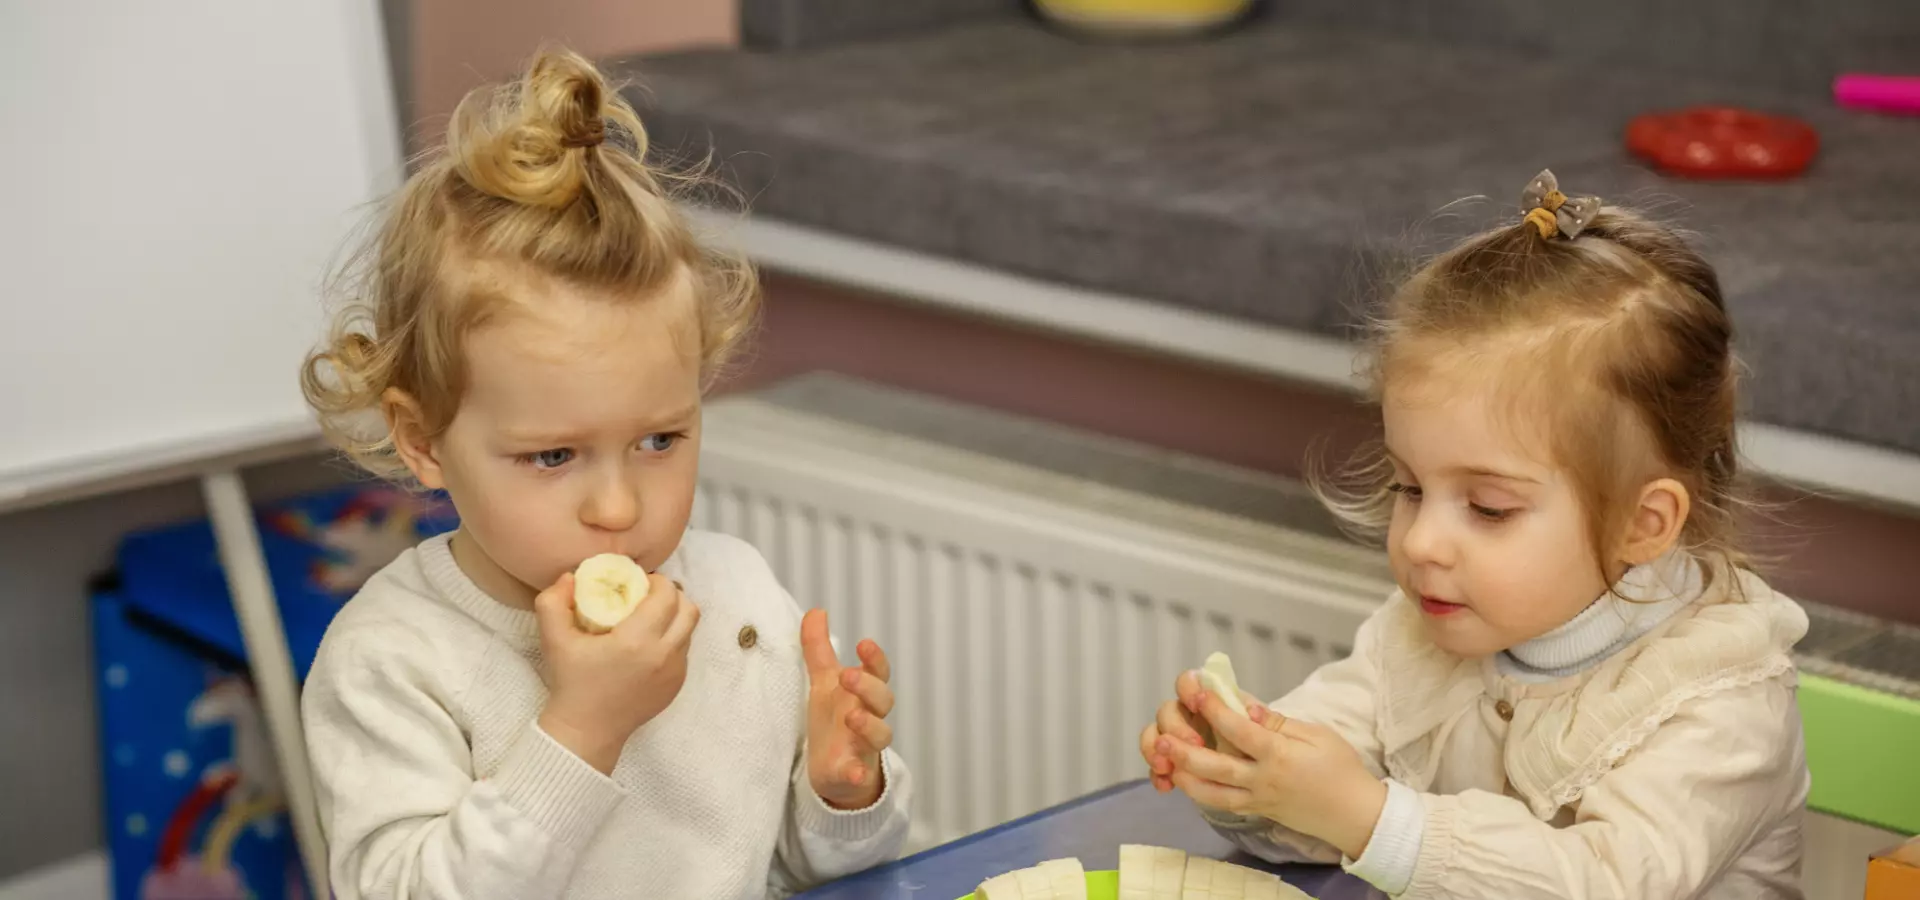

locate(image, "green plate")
(957, 869), (1119, 899)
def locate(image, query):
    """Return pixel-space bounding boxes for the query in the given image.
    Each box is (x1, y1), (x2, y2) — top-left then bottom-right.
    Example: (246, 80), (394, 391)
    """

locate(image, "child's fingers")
(800, 609), (841, 682)
(857, 639), (891, 683)
(1138, 725), (1176, 777)
(846, 707), (893, 753)
(1157, 700), (1206, 747)
(1169, 767), (1253, 815)
(1197, 692), (1271, 757)
(1174, 670), (1207, 712)
(1160, 736), (1254, 788)
(532, 573), (578, 639)
(615, 573), (678, 637)
(837, 669), (894, 718)
(660, 591), (701, 648)
(1247, 702), (1289, 734)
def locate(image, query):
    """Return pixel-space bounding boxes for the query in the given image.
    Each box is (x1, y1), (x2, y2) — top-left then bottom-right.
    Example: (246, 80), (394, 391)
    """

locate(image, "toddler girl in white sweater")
(299, 48), (912, 900)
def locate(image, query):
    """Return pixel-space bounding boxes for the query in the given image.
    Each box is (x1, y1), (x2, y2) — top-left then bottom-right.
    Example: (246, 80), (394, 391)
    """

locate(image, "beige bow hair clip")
(1521, 169), (1602, 239)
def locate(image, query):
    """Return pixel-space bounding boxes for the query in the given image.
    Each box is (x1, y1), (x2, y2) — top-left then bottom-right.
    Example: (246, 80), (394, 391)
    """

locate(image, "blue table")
(796, 781), (1385, 899)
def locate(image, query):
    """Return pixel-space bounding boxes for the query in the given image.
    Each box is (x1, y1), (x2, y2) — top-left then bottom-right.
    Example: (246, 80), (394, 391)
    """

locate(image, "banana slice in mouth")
(571, 553), (650, 633)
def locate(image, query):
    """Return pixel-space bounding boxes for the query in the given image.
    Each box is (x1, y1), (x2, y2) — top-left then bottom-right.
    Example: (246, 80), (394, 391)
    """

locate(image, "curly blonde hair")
(1313, 204), (1755, 587)
(301, 47), (758, 481)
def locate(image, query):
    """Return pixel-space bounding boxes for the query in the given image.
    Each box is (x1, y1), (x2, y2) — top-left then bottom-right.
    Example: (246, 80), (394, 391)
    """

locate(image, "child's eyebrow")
(643, 403), (700, 429)
(500, 405), (698, 445)
(1383, 445), (1542, 485)
(1444, 465), (1542, 485)
(499, 427), (588, 446)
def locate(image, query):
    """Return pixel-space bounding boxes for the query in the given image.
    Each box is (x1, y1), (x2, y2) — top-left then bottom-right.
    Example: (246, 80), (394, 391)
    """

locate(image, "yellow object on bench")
(1032, 0), (1255, 37)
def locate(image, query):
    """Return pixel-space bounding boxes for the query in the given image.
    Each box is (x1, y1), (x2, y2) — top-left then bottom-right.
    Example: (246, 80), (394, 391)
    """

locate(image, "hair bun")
(447, 47), (617, 209)
(532, 50), (609, 150)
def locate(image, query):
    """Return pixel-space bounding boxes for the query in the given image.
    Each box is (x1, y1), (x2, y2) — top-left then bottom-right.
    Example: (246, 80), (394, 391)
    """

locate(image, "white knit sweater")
(301, 530), (913, 900)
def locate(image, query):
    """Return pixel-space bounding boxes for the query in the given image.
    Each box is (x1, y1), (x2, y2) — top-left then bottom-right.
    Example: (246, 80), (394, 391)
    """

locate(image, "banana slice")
(1038, 859), (1088, 900)
(1197, 652), (1253, 754)
(571, 553), (650, 633)
(1198, 652), (1249, 717)
(1175, 857), (1307, 900)
(1119, 844), (1186, 900)
(977, 871), (1020, 899)
(978, 849), (1311, 900)
(975, 858), (1086, 899)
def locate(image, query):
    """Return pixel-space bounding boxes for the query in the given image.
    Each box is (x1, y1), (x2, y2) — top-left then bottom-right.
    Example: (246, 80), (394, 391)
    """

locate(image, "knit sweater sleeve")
(303, 625), (625, 900)
(768, 742), (915, 895)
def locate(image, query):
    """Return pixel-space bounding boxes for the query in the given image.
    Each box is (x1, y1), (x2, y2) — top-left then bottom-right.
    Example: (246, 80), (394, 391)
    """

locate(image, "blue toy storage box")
(92, 486), (455, 900)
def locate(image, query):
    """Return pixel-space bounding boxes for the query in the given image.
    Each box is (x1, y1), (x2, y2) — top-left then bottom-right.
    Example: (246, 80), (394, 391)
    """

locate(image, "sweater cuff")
(1342, 779), (1424, 895)
(1399, 791), (1459, 899)
(795, 747), (906, 842)
(491, 722), (626, 851)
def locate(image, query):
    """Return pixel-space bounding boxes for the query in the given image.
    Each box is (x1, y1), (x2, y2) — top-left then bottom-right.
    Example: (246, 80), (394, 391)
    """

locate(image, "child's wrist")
(1330, 775), (1390, 860)
(818, 772), (884, 811)
(538, 708), (629, 775)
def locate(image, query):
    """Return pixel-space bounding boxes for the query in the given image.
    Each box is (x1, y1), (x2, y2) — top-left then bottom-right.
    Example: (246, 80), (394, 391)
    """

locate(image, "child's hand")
(1158, 691), (1388, 860)
(535, 572), (700, 775)
(801, 609), (894, 810)
(1140, 671), (1264, 792)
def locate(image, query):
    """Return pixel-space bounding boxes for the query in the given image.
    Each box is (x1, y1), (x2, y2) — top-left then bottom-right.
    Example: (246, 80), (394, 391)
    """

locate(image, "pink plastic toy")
(1834, 74), (1920, 115)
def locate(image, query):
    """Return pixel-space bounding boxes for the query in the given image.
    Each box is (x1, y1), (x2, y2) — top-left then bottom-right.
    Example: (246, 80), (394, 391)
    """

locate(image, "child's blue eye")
(525, 448), (573, 470)
(640, 433), (680, 453)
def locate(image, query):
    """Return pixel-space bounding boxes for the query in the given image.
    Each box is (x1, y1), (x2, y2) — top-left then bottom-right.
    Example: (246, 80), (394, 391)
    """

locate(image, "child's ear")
(382, 388), (446, 490)
(1618, 477), (1691, 567)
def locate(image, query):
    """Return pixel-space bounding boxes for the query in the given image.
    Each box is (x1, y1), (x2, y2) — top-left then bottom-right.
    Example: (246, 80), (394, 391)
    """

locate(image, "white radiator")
(693, 376), (1899, 899)
(695, 377), (1394, 850)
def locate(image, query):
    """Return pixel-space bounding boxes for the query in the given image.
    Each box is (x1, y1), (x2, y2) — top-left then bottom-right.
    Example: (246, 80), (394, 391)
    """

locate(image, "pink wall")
(726, 274), (1920, 628)
(408, 0), (735, 146)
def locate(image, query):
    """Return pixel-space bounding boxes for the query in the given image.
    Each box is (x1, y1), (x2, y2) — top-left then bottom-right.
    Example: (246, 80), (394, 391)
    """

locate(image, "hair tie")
(1521, 169), (1601, 239)
(561, 119), (606, 149)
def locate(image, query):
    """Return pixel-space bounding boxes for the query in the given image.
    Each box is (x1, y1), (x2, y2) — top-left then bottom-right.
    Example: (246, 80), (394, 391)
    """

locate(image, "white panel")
(0, 2), (399, 504)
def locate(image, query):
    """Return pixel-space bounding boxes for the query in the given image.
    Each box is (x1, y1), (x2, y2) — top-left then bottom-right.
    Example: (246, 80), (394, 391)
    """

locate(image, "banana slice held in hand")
(571, 553), (651, 634)
(1197, 651), (1254, 755)
(1197, 652), (1248, 717)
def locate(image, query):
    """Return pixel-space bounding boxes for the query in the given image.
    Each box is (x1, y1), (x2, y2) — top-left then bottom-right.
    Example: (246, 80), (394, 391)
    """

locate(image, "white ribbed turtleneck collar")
(1497, 551), (1704, 682)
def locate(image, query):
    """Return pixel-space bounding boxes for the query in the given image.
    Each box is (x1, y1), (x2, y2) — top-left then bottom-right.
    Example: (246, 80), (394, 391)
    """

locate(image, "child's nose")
(1400, 506), (1452, 567)
(581, 472), (640, 532)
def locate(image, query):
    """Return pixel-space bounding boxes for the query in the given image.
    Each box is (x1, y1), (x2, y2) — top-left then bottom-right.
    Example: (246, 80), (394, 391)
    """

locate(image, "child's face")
(422, 270), (704, 607)
(1381, 374), (1611, 659)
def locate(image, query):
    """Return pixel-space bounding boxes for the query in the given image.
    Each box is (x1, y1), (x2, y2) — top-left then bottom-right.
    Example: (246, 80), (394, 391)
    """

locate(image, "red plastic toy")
(1625, 106), (1819, 179)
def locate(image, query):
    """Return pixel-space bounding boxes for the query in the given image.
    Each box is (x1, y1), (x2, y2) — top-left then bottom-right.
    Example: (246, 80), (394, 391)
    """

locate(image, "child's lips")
(1419, 595), (1466, 616)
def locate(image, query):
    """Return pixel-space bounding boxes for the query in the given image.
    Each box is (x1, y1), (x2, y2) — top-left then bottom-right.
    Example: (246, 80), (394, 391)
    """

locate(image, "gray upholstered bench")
(608, 0), (1920, 495)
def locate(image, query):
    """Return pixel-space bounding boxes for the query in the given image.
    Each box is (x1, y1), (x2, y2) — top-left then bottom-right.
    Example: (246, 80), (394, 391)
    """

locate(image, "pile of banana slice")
(977, 653), (1304, 899)
(974, 846), (1311, 899)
